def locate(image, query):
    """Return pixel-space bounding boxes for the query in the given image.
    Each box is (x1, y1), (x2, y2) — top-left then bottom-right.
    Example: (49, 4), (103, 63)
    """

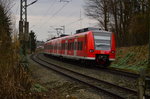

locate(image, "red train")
(44, 27), (116, 66)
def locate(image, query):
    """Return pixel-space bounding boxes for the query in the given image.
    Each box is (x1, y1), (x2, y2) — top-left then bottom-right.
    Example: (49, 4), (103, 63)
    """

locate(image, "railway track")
(43, 53), (148, 79)
(30, 54), (144, 99)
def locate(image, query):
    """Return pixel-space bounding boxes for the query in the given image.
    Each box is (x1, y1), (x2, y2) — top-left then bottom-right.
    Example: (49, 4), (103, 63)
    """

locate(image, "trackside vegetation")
(111, 45), (148, 73)
(85, 0), (150, 47)
(0, 1), (64, 99)
(85, 0), (150, 73)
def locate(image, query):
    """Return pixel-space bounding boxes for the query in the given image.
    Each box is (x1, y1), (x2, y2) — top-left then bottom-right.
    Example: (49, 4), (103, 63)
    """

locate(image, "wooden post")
(138, 69), (145, 99)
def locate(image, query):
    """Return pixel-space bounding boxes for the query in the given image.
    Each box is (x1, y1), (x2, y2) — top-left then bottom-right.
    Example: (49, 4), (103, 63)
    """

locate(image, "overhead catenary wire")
(33, 1), (71, 40)
(65, 12), (86, 27)
(33, 0), (95, 39)
(43, 0), (56, 17)
(43, 2), (69, 25)
(45, 0), (73, 25)
(65, 18), (83, 26)
(53, 9), (78, 26)
(38, 1), (70, 30)
(37, 0), (57, 27)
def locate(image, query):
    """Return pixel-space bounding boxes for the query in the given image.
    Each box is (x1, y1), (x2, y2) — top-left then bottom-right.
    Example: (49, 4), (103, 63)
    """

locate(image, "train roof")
(45, 27), (111, 43)
(76, 27), (101, 34)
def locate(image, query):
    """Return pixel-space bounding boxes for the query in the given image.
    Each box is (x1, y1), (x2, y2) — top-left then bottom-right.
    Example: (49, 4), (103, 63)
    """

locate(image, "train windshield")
(93, 31), (111, 50)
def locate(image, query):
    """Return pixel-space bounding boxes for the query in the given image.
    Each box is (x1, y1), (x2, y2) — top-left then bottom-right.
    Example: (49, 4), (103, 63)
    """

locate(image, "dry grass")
(0, 34), (32, 98)
(0, 35), (77, 99)
(0, 1), (75, 98)
(111, 45), (148, 73)
(0, 35), (32, 98)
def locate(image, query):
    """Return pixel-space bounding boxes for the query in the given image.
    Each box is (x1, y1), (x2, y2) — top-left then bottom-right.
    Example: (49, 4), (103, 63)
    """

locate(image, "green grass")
(110, 45), (148, 73)
(31, 84), (48, 92)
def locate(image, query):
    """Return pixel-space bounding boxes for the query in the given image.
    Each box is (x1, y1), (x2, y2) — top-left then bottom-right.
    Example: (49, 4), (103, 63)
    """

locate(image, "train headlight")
(89, 49), (94, 53)
(111, 50), (115, 54)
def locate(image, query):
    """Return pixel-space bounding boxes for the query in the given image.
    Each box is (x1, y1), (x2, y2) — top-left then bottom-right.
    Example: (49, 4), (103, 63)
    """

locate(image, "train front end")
(87, 29), (116, 66)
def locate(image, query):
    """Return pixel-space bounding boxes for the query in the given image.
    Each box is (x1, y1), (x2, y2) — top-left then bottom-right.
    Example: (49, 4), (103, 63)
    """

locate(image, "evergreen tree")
(0, 1), (12, 51)
(29, 30), (36, 53)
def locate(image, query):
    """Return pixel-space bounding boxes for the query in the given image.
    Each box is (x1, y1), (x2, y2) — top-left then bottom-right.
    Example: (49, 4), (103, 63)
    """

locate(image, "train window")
(71, 42), (72, 50)
(74, 42), (75, 50)
(55, 44), (56, 50)
(80, 42), (81, 50)
(61, 43), (64, 50)
(93, 32), (111, 50)
(74, 42), (76, 50)
(63, 43), (65, 50)
(78, 42), (80, 50)
(44, 45), (46, 49)
(69, 43), (71, 50)
(75, 42), (77, 50)
(70, 43), (71, 50)
(44, 45), (45, 49)
(68, 43), (70, 50)
(64, 43), (65, 50)
(79, 42), (81, 50)
(59, 44), (60, 50)
(67, 43), (69, 50)
(72, 42), (73, 50)
(57, 44), (58, 50)
(65, 43), (67, 50)
(70, 43), (72, 50)
(80, 42), (82, 50)
(60, 44), (61, 50)
(72, 42), (74, 50)
(62, 43), (63, 50)
(77, 42), (83, 51)
(77, 42), (78, 50)
(67, 43), (68, 50)
(58, 44), (59, 50)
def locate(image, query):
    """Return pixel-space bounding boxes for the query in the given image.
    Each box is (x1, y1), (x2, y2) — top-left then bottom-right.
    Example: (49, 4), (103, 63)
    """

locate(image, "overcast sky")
(12, 0), (98, 41)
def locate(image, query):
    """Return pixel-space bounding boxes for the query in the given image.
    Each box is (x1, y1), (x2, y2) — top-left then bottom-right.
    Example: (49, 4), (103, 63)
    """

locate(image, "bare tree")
(84, 0), (110, 30)
(84, 0), (150, 46)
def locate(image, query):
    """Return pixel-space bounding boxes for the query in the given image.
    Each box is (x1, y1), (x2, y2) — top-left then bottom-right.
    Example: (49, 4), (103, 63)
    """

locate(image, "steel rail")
(43, 53), (150, 80)
(31, 54), (125, 98)
(30, 54), (142, 99)
(38, 54), (137, 94)
(42, 53), (150, 99)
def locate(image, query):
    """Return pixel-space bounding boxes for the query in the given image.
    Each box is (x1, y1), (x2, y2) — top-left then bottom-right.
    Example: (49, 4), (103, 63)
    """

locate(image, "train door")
(57, 42), (58, 54)
(65, 40), (68, 55)
(74, 39), (77, 56)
